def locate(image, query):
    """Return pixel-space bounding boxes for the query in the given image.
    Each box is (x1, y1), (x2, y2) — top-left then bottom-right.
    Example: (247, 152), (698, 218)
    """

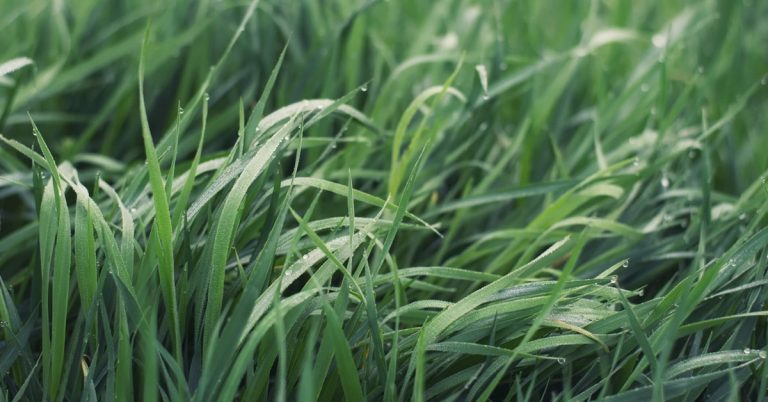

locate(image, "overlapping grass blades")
(1, 0), (768, 401)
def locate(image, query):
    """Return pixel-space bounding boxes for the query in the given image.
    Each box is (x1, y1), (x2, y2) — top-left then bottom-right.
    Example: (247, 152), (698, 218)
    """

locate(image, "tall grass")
(1, 0), (767, 400)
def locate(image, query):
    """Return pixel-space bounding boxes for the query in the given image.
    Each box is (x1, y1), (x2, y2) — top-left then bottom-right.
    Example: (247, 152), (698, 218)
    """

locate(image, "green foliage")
(1, 0), (767, 400)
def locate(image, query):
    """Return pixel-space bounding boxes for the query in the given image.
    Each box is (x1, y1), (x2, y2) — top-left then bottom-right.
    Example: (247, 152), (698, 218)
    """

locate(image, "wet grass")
(1, 0), (768, 400)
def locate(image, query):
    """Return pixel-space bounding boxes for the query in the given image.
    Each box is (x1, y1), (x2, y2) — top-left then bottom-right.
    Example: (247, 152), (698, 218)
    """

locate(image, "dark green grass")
(1, 0), (768, 401)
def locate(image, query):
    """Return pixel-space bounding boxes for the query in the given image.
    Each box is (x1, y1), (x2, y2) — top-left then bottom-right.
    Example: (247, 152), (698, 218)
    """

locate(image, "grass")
(1, 0), (767, 400)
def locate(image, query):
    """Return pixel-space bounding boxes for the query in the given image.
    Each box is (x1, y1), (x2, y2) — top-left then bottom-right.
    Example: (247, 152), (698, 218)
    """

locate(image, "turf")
(1, 0), (768, 401)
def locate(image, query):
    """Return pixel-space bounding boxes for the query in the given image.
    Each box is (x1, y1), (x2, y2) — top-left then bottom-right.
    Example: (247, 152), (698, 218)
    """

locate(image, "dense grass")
(1, 0), (768, 400)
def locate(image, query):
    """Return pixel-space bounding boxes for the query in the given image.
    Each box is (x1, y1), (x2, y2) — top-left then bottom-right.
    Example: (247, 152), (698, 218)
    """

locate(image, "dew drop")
(610, 275), (618, 285)
(761, 75), (768, 86)
(178, 107), (184, 115)
(651, 34), (667, 48)
(632, 157), (640, 167)
(437, 32), (458, 50)
(360, 83), (368, 92)
(0, 320), (7, 328)
(556, 357), (566, 365)
(739, 213), (747, 221)
(204, 93), (210, 102)
(661, 175), (670, 189)
(302, 254), (309, 260)
(760, 351), (767, 359)
(622, 260), (629, 268)
(743, 348), (751, 354)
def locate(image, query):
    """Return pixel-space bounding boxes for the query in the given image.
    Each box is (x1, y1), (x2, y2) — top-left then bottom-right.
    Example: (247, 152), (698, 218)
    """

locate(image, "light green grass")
(1, 0), (768, 401)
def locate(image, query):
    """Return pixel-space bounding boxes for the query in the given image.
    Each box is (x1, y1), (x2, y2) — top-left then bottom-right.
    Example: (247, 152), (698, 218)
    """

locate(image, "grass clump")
(1, 0), (768, 400)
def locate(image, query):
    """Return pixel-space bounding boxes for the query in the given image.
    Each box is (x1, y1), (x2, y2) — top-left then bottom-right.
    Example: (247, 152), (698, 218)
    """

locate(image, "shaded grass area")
(1, 0), (768, 400)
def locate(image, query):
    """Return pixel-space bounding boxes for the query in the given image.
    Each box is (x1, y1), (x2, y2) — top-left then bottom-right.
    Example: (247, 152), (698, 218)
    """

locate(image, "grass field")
(1, 0), (768, 400)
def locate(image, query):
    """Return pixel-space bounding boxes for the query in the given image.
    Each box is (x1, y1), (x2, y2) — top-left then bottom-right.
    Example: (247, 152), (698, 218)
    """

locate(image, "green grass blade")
(138, 23), (182, 362)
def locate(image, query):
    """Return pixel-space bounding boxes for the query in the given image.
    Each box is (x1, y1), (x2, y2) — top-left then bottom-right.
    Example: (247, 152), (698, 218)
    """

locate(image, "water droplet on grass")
(361, 83), (368, 92)
(651, 34), (667, 48)
(743, 348), (751, 354)
(556, 357), (566, 365)
(437, 32), (459, 50)
(622, 260), (629, 268)
(661, 175), (670, 189)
